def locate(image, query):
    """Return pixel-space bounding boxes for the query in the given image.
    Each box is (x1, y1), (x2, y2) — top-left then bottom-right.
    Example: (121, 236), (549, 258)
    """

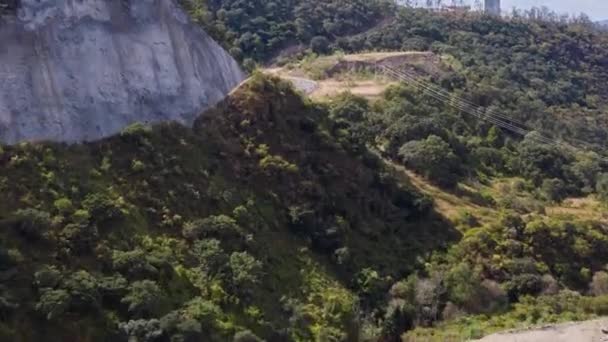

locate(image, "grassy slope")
(0, 74), (457, 341)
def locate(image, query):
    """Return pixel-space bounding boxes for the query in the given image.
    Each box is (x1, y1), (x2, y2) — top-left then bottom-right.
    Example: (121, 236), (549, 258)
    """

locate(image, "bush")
(53, 198), (73, 214)
(541, 178), (567, 202)
(310, 36), (331, 54)
(398, 135), (462, 187)
(382, 299), (415, 338)
(234, 330), (265, 342)
(182, 215), (243, 241)
(504, 274), (544, 301)
(590, 271), (608, 296)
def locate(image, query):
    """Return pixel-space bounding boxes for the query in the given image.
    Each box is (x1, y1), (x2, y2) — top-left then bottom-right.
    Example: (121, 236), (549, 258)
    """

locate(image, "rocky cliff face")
(0, 0), (246, 144)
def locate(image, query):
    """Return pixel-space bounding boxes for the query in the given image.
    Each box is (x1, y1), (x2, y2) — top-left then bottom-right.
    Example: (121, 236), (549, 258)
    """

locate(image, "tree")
(63, 270), (100, 310)
(12, 208), (52, 240)
(310, 36), (330, 54)
(229, 252), (262, 292)
(121, 280), (164, 318)
(82, 192), (124, 223)
(36, 289), (71, 320)
(541, 178), (566, 202)
(398, 135), (462, 187)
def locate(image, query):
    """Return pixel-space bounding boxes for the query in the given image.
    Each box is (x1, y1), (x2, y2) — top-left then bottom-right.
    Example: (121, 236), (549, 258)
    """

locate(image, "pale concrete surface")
(475, 319), (608, 342)
(0, 0), (245, 144)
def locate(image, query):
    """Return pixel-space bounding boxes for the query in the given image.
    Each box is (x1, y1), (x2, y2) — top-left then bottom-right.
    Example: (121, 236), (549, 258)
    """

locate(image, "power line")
(377, 64), (608, 162)
(380, 65), (555, 145)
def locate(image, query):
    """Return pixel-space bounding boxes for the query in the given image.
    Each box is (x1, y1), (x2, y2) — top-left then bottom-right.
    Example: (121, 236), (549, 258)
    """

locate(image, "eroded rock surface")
(0, 0), (245, 143)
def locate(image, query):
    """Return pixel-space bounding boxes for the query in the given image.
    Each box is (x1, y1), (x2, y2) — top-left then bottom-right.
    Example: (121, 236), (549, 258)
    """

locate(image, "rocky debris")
(0, 0), (245, 144)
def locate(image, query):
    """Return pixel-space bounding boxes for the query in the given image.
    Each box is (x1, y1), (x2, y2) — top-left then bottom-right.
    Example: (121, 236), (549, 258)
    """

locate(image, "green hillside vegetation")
(180, 0), (392, 67)
(184, 1), (608, 152)
(327, 80), (608, 338)
(2, 1), (608, 341)
(0, 74), (459, 341)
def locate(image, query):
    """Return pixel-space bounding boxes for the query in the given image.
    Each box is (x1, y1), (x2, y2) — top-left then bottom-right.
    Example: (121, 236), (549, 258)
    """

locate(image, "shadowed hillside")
(0, 74), (457, 341)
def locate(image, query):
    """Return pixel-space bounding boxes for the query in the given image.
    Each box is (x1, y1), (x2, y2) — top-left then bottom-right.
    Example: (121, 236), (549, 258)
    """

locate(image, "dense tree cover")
(183, 0), (608, 157)
(323, 80), (608, 339)
(0, 75), (456, 341)
(180, 0), (393, 65)
(339, 9), (608, 152)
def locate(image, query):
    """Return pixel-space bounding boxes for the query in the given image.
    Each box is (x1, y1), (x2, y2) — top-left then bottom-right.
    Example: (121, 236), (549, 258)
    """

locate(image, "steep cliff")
(0, 0), (245, 144)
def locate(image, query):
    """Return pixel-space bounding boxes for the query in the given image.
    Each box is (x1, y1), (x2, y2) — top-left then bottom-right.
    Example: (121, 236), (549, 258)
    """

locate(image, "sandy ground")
(265, 69), (395, 100)
(475, 319), (608, 342)
(264, 51), (438, 100)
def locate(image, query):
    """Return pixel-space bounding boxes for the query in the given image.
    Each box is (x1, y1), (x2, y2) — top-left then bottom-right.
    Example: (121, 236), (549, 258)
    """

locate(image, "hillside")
(2, 1), (608, 341)
(0, 74), (458, 341)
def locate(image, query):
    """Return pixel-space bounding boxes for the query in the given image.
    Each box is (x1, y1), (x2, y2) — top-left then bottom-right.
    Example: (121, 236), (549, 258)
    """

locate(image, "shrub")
(445, 263), (483, 311)
(504, 274), (544, 301)
(182, 215), (243, 241)
(590, 271), (608, 296)
(53, 198), (73, 214)
(382, 299), (415, 338)
(259, 155), (299, 174)
(234, 330), (265, 342)
(121, 122), (152, 137)
(131, 160), (146, 173)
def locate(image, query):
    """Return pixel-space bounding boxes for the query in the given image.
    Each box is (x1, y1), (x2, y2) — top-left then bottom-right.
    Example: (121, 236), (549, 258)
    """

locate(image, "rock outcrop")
(0, 0), (246, 144)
